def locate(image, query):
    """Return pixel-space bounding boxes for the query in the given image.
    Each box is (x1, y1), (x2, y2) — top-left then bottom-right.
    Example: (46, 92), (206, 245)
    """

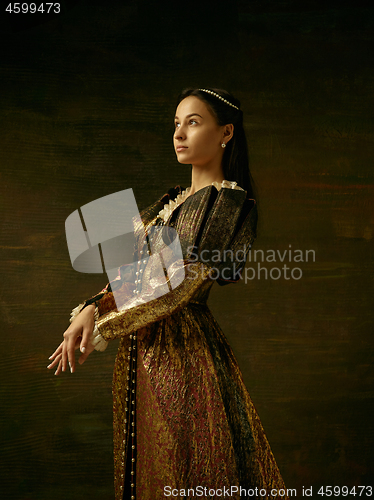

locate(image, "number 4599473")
(318, 486), (372, 497)
(5, 3), (61, 14)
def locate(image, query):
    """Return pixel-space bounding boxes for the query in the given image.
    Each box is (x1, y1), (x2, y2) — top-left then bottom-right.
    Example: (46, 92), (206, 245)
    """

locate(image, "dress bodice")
(130, 182), (257, 308)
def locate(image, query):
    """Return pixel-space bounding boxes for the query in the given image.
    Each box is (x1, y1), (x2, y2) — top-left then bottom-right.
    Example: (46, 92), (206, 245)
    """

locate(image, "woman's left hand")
(47, 336), (95, 375)
(47, 304), (97, 375)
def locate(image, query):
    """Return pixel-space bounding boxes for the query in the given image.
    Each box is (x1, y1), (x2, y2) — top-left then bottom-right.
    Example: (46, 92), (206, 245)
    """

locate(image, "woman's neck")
(188, 165), (225, 197)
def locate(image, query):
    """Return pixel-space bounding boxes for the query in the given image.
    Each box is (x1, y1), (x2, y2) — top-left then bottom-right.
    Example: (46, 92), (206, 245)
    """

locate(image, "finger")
(62, 340), (68, 372)
(67, 338), (76, 374)
(49, 341), (64, 360)
(79, 346), (95, 365)
(54, 359), (63, 376)
(47, 353), (62, 369)
(78, 343), (94, 365)
(74, 336), (82, 351)
(80, 324), (93, 354)
(78, 351), (89, 365)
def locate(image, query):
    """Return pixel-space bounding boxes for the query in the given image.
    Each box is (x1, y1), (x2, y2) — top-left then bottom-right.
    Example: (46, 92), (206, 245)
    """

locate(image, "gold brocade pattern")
(80, 184), (289, 500)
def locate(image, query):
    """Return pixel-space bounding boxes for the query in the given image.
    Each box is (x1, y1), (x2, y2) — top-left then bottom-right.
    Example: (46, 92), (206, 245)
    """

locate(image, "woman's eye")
(175, 122), (180, 128)
(189, 119), (197, 125)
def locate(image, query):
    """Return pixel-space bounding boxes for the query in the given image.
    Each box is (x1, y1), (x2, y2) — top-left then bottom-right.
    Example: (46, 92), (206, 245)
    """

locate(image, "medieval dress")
(69, 180), (288, 500)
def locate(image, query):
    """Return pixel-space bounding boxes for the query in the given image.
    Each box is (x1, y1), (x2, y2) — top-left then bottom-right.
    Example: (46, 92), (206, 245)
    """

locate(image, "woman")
(48, 88), (288, 500)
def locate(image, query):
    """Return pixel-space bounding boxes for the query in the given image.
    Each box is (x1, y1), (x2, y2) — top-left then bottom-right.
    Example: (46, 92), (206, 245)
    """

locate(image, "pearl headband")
(198, 88), (240, 110)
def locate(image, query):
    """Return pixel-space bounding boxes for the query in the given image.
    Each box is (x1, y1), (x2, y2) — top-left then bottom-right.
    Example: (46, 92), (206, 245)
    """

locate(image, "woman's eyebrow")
(174, 113), (203, 120)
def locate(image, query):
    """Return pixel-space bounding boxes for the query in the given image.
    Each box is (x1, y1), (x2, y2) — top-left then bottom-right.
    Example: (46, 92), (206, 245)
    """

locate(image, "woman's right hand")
(47, 304), (96, 375)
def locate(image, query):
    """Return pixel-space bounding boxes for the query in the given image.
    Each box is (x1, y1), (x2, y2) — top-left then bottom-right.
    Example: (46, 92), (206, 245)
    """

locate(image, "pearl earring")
(221, 143), (226, 148)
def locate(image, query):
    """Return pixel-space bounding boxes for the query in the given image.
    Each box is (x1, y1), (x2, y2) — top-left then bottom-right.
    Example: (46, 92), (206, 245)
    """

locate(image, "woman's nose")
(174, 125), (186, 140)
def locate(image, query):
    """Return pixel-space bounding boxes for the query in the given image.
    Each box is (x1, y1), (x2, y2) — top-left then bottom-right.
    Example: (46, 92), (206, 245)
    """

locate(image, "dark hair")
(176, 87), (257, 201)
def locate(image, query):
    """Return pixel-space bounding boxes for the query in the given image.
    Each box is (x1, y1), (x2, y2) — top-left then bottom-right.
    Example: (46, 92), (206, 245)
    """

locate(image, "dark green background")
(0, 1), (373, 498)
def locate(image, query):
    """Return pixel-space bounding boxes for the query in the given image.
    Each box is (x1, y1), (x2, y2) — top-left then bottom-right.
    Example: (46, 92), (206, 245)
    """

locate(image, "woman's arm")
(96, 259), (214, 341)
(48, 189), (182, 375)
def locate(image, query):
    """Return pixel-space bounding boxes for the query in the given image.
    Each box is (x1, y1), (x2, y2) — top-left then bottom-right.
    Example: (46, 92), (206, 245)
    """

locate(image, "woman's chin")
(176, 156), (191, 165)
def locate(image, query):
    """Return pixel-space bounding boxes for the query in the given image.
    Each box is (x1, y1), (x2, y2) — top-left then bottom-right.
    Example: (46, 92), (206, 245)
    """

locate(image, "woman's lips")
(176, 146), (188, 152)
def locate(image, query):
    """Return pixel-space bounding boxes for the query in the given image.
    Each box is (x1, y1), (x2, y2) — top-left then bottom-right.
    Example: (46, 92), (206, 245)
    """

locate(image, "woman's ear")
(223, 124), (234, 144)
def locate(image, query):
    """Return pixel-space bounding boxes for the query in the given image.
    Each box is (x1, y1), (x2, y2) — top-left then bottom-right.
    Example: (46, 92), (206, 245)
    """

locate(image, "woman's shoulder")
(204, 181), (256, 222)
(173, 182), (257, 259)
(173, 180), (257, 234)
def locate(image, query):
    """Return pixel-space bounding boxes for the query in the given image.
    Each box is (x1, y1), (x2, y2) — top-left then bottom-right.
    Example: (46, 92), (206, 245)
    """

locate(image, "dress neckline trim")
(157, 180), (244, 223)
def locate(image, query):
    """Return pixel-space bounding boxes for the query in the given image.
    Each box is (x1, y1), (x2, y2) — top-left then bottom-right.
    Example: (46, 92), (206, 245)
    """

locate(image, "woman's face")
(173, 96), (227, 168)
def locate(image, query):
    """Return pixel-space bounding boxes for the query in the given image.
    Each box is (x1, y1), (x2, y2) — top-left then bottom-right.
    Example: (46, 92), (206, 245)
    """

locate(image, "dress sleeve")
(67, 187), (186, 350)
(68, 262), (137, 351)
(95, 187), (258, 342)
(75, 261), (137, 317)
(96, 259), (214, 341)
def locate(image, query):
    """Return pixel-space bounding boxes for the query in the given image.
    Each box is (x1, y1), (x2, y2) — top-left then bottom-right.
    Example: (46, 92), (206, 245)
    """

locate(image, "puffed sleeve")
(95, 185), (257, 341)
